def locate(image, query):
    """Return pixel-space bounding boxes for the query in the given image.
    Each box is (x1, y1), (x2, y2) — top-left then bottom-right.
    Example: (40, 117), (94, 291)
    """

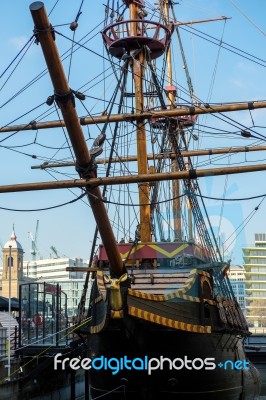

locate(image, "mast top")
(30, 2), (44, 11)
(123, 0), (145, 7)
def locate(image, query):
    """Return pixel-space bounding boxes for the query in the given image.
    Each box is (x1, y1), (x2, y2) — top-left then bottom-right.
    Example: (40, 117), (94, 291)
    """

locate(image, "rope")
(0, 192), (86, 212)
(223, 196), (266, 253)
(228, 0), (266, 36)
(91, 385), (126, 399)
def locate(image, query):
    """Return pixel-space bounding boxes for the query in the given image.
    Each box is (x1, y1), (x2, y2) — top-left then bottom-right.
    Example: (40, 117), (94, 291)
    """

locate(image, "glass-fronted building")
(243, 233), (266, 327)
(227, 265), (246, 314)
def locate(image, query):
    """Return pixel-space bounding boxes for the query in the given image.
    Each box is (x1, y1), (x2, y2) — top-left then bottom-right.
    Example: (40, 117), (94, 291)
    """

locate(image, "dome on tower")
(4, 228), (23, 250)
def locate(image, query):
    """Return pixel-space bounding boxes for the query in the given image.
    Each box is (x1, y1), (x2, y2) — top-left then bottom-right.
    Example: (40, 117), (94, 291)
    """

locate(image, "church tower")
(2, 227), (24, 298)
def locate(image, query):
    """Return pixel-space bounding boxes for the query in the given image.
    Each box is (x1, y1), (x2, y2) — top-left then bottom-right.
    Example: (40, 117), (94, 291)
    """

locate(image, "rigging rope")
(180, 25), (266, 68)
(77, 58), (131, 322)
(0, 38), (35, 93)
(0, 192), (86, 212)
(206, 20), (227, 104)
(48, 0), (61, 16)
(0, 36), (35, 82)
(227, 0), (266, 36)
(223, 195), (266, 253)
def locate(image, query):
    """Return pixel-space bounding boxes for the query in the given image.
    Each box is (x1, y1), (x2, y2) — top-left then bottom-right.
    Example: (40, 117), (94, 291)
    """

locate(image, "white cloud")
(236, 62), (255, 73)
(229, 79), (245, 88)
(9, 36), (28, 50)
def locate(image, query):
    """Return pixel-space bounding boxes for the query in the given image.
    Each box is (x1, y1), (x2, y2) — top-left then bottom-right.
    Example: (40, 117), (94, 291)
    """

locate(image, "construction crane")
(28, 220), (39, 261)
(50, 246), (59, 258)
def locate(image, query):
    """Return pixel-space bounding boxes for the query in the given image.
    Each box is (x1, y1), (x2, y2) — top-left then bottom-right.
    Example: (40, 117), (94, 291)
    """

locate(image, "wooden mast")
(29, 2), (124, 276)
(163, 0), (182, 241)
(129, 0), (151, 242)
(185, 133), (193, 241)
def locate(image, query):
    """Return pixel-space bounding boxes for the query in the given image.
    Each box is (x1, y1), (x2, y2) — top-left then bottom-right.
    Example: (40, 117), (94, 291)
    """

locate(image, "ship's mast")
(27, 1), (266, 264)
(129, 0), (151, 242)
(162, 0), (182, 241)
(185, 135), (194, 241)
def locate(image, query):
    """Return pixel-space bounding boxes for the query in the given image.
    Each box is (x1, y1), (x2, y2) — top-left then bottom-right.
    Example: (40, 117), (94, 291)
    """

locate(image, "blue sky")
(0, 0), (265, 265)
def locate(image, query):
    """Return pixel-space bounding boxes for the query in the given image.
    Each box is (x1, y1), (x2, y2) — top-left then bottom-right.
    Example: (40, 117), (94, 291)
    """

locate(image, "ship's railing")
(248, 327), (266, 335)
(19, 282), (68, 348)
(98, 242), (210, 264)
(101, 268), (191, 295)
(149, 104), (197, 129)
(102, 19), (169, 41)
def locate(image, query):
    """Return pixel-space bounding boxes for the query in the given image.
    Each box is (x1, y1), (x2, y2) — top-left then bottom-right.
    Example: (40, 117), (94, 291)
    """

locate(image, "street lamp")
(7, 245), (13, 381)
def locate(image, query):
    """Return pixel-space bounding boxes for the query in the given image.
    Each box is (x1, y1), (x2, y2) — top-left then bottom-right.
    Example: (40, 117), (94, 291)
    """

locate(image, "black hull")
(87, 319), (261, 400)
(0, 362), (86, 400)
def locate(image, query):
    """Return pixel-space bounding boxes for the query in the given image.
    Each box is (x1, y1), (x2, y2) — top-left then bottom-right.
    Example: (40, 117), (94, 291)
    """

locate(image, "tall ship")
(0, 1), (266, 399)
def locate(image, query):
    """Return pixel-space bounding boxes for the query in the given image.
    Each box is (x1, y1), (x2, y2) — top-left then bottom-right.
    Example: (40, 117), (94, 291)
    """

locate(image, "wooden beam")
(1, 162), (266, 193)
(175, 16), (231, 26)
(1, 101), (266, 133)
(31, 145), (266, 170)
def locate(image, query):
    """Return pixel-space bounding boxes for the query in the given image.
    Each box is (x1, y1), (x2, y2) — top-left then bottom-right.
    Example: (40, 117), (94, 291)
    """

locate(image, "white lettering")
(159, 356), (172, 370)
(184, 356), (192, 370)
(148, 358), (161, 375)
(61, 357), (70, 370)
(54, 353), (62, 370)
(192, 358), (204, 370)
(172, 358), (184, 370)
(69, 358), (81, 370)
(81, 358), (92, 370)
(204, 358), (216, 370)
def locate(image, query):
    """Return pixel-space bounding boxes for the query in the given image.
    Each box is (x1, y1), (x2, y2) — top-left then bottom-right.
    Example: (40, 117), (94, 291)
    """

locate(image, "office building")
(243, 233), (266, 327)
(24, 257), (91, 316)
(227, 265), (246, 314)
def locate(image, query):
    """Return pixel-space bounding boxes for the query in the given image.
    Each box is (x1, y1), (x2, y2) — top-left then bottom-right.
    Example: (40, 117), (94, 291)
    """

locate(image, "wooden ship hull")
(87, 329), (260, 399)
(79, 242), (261, 399)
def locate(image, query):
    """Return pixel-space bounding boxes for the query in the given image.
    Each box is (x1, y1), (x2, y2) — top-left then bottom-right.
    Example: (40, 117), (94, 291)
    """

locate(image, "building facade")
(243, 233), (266, 327)
(24, 257), (91, 316)
(227, 265), (246, 314)
(1, 229), (25, 298)
(0, 229), (92, 316)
